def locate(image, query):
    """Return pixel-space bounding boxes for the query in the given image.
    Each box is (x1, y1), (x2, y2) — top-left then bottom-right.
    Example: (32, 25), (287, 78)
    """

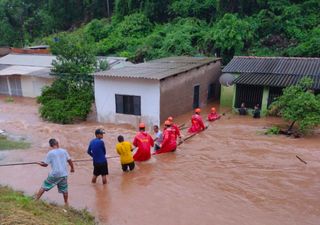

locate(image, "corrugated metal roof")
(222, 56), (320, 76)
(234, 73), (320, 89)
(94, 56), (220, 80)
(0, 54), (56, 67)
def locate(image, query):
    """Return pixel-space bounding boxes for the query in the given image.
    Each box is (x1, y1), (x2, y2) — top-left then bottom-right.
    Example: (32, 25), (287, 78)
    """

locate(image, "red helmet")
(139, 122), (145, 128)
(195, 108), (201, 113)
(211, 107), (216, 112)
(167, 116), (173, 122)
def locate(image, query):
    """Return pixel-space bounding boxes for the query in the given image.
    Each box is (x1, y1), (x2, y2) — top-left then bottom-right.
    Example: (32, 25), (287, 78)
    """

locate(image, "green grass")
(0, 186), (97, 225)
(0, 136), (31, 150)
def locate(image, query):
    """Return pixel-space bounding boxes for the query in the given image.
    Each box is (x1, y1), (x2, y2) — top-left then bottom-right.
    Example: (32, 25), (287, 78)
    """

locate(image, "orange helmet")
(139, 122), (145, 128)
(167, 116), (173, 122)
(211, 107), (216, 112)
(164, 120), (171, 126)
(195, 108), (201, 113)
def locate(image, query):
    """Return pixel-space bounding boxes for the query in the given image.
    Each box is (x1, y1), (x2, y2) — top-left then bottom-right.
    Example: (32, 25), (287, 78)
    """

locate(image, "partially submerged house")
(220, 56), (320, 115)
(0, 54), (128, 97)
(93, 56), (221, 127)
(0, 54), (55, 97)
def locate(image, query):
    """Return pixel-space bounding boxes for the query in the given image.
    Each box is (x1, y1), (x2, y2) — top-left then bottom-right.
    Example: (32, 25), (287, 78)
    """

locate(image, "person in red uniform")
(167, 116), (182, 143)
(133, 123), (154, 161)
(188, 108), (206, 133)
(154, 120), (177, 155)
(207, 107), (221, 121)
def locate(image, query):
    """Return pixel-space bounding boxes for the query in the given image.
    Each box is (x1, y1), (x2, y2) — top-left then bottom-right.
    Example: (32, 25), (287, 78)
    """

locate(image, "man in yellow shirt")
(116, 135), (135, 172)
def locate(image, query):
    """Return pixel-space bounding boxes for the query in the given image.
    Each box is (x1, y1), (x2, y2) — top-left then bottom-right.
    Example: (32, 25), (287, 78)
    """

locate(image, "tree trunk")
(288, 121), (296, 132)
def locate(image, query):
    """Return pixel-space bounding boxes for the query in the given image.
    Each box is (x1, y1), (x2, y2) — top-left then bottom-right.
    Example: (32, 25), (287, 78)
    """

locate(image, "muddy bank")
(0, 96), (319, 225)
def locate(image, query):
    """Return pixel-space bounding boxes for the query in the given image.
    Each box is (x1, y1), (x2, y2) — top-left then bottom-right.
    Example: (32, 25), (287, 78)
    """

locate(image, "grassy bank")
(0, 186), (96, 225)
(0, 136), (31, 150)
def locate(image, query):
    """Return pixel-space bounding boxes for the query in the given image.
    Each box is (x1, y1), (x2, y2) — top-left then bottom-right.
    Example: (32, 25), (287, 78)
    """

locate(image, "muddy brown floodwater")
(0, 96), (320, 225)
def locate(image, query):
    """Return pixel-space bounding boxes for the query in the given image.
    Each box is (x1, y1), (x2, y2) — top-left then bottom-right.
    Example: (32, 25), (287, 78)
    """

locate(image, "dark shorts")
(121, 161), (135, 172)
(42, 176), (68, 193)
(93, 162), (108, 176)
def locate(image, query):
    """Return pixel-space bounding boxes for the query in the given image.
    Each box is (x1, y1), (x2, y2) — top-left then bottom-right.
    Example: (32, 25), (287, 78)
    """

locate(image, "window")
(115, 94), (141, 115)
(193, 85), (200, 109)
(207, 83), (214, 100)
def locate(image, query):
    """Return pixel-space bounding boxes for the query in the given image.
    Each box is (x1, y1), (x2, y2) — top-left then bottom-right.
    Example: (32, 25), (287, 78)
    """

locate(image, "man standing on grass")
(87, 128), (108, 184)
(36, 138), (74, 206)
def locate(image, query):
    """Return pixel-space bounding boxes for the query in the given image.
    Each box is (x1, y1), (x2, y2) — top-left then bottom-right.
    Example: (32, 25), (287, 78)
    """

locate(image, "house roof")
(234, 72), (320, 89)
(0, 54), (128, 78)
(94, 56), (220, 80)
(222, 56), (320, 76)
(0, 54), (56, 67)
(223, 56), (320, 89)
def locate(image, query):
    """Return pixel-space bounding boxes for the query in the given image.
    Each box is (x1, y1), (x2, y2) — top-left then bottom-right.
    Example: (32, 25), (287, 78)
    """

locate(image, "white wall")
(20, 76), (54, 97)
(94, 76), (160, 129)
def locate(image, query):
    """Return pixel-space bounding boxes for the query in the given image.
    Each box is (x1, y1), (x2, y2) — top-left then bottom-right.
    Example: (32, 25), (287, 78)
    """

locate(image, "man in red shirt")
(188, 108), (206, 133)
(133, 123), (154, 161)
(154, 120), (177, 155)
(167, 116), (182, 143)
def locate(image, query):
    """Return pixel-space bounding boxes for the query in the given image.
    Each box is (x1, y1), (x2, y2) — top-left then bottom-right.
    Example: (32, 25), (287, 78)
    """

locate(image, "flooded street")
(0, 96), (320, 225)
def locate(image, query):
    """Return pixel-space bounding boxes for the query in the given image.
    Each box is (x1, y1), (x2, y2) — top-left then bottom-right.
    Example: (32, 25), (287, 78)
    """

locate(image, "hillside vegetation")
(0, 0), (319, 63)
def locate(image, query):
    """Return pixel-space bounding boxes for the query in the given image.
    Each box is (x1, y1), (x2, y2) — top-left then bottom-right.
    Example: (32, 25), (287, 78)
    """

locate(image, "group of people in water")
(35, 107), (222, 205)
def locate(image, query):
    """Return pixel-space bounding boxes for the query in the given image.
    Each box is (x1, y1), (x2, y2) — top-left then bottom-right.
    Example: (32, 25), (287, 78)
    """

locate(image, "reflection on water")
(0, 96), (320, 225)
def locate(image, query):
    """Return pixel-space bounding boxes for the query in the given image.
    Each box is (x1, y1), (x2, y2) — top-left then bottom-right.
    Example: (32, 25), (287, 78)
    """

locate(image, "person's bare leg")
(91, 175), (97, 183)
(102, 175), (107, 184)
(35, 187), (45, 200)
(63, 192), (68, 206)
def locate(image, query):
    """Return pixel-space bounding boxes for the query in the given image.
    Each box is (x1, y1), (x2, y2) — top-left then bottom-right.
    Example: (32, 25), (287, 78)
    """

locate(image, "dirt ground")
(0, 96), (320, 225)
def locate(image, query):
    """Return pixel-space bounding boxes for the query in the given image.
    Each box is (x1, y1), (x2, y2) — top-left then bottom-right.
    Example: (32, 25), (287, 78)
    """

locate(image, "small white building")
(93, 56), (222, 128)
(0, 54), (129, 98)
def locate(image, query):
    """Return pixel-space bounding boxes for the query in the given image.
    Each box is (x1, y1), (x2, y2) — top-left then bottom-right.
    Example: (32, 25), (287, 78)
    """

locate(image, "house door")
(193, 85), (200, 108)
(0, 77), (9, 95)
(9, 76), (22, 96)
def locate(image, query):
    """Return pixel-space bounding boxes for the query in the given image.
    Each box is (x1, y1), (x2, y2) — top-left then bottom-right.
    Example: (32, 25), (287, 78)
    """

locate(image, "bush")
(265, 126), (280, 135)
(38, 80), (93, 124)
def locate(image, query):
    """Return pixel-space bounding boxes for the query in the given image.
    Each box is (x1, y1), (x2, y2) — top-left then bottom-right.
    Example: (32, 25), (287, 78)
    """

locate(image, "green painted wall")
(220, 85), (235, 108)
(261, 86), (269, 116)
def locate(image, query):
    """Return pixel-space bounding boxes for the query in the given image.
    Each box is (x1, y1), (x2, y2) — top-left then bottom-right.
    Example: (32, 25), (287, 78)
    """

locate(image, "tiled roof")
(94, 56), (220, 80)
(222, 56), (320, 76)
(234, 73), (320, 89)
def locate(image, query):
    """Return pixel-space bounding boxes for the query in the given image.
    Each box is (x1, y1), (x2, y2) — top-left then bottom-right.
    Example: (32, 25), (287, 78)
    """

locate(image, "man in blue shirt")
(87, 128), (108, 184)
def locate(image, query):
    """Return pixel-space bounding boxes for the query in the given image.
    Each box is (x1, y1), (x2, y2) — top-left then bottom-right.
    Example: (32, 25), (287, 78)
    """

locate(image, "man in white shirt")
(35, 138), (74, 206)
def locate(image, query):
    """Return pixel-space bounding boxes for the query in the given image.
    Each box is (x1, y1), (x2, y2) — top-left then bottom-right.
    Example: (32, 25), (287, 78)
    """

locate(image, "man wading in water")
(87, 128), (109, 184)
(36, 138), (74, 206)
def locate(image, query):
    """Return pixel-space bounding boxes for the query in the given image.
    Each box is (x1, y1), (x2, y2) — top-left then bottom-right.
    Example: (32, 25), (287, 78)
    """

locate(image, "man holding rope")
(87, 129), (108, 184)
(35, 138), (74, 206)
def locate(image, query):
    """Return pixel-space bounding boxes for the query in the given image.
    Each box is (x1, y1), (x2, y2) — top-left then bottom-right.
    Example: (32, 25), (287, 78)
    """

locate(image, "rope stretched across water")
(0, 127), (200, 167)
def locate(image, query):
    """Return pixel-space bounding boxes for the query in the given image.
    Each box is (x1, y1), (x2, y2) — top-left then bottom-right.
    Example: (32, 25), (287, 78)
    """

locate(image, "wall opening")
(193, 85), (200, 108)
(115, 94), (141, 115)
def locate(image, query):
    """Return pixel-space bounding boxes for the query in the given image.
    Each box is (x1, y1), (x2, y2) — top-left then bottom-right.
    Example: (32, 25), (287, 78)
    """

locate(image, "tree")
(37, 34), (97, 124)
(270, 77), (320, 134)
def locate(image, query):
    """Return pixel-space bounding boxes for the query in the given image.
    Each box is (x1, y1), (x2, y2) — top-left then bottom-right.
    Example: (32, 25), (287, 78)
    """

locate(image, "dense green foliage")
(37, 35), (96, 124)
(270, 78), (320, 133)
(0, 0), (319, 62)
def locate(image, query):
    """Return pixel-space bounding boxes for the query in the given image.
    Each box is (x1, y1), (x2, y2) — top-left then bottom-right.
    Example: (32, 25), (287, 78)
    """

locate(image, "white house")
(93, 56), (222, 128)
(0, 54), (129, 98)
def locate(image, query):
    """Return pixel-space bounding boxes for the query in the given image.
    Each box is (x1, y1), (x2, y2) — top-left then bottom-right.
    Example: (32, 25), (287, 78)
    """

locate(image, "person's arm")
(198, 117), (205, 130)
(160, 131), (168, 148)
(149, 134), (154, 147)
(67, 159), (75, 173)
(37, 161), (48, 167)
(87, 143), (93, 157)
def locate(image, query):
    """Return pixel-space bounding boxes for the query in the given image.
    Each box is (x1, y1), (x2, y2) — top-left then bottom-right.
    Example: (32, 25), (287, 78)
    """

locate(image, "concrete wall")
(159, 60), (221, 122)
(21, 76), (53, 97)
(94, 76), (160, 129)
